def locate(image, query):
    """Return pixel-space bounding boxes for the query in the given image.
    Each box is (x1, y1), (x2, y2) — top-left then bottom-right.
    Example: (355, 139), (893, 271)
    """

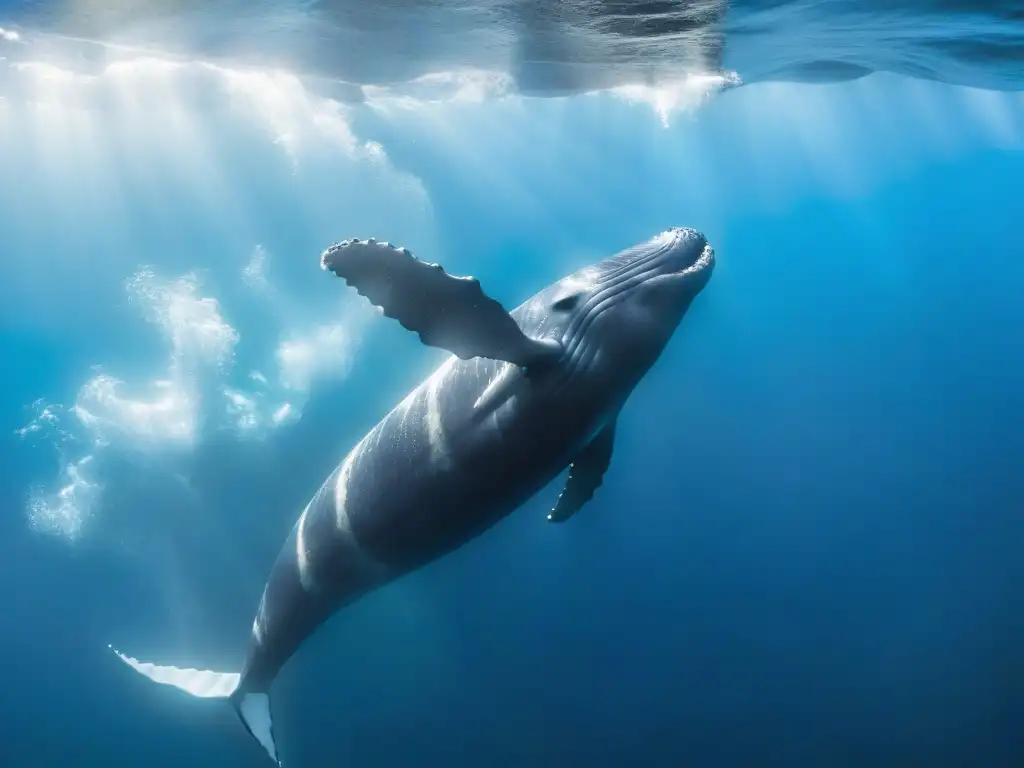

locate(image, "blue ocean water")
(2, 2), (1024, 767)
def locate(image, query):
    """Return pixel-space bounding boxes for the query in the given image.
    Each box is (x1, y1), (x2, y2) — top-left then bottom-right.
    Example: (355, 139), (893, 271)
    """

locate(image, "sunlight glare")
(958, 87), (1023, 148)
(610, 71), (742, 128)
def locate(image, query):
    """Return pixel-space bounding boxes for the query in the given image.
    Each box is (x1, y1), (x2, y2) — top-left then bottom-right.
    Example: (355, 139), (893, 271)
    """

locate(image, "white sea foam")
(19, 250), (371, 544)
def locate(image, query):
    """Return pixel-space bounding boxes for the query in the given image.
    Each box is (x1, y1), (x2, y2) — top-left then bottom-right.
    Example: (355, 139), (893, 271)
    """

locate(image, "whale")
(110, 227), (716, 765)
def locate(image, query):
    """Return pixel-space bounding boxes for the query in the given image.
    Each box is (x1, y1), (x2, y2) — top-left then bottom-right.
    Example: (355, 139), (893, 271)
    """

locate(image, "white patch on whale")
(424, 356), (456, 465)
(109, 645), (240, 698)
(110, 643), (280, 764)
(295, 504), (316, 591)
(238, 692), (278, 765)
(252, 593), (268, 645)
(333, 446), (360, 534)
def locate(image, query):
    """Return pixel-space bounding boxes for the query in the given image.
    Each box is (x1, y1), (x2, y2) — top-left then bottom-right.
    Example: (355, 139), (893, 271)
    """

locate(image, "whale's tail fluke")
(232, 689), (280, 766)
(109, 645), (281, 765)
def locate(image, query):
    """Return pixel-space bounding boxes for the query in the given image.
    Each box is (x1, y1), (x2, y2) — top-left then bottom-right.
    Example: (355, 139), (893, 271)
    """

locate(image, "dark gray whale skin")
(110, 227), (715, 766)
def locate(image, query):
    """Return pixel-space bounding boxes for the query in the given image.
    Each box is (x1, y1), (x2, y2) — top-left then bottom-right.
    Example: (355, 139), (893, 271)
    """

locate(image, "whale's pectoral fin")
(548, 420), (617, 523)
(321, 239), (561, 367)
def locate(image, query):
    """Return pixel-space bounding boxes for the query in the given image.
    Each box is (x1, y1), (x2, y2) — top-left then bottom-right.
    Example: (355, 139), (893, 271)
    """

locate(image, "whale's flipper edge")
(548, 419), (617, 523)
(320, 238), (562, 368)
(109, 645), (281, 766)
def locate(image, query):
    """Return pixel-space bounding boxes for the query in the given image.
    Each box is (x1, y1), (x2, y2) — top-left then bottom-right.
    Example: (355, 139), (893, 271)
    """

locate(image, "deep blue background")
(2, 71), (1023, 767)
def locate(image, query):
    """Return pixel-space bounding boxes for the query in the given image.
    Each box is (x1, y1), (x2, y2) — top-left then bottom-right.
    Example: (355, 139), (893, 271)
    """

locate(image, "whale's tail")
(109, 645), (281, 765)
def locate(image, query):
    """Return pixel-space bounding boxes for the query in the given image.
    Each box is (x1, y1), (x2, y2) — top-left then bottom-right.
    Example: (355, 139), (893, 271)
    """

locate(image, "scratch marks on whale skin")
(423, 355), (456, 467)
(329, 431), (399, 581)
(394, 382), (421, 435)
(330, 355), (455, 545)
(295, 501), (317, 592)
(334, 439), (364, 536)
(252, 592), (269, 645)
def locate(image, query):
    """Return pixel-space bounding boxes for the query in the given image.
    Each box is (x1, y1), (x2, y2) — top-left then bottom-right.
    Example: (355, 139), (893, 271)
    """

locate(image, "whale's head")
(540, 227), (714, 392)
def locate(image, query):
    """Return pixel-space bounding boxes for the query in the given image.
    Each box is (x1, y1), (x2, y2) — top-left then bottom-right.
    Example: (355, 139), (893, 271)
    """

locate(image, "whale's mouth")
(637, 233), (715, 300)
(672, 242), (715, 275)
(648, 228), (715, 278)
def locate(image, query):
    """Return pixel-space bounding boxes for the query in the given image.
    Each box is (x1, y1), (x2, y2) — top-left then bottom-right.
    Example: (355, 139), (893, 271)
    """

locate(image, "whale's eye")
(552, 292), (583, 312)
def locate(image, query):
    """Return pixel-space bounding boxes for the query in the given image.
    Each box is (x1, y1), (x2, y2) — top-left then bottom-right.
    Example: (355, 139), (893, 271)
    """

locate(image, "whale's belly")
(322, 354), (594, 574)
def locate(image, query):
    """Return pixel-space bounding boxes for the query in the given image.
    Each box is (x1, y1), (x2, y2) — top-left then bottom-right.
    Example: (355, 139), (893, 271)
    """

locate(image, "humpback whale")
(111, 227), (715, 765)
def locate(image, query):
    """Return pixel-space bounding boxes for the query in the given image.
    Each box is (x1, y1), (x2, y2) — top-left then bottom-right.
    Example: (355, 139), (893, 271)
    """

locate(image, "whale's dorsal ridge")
(321, 238), (561, 368)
